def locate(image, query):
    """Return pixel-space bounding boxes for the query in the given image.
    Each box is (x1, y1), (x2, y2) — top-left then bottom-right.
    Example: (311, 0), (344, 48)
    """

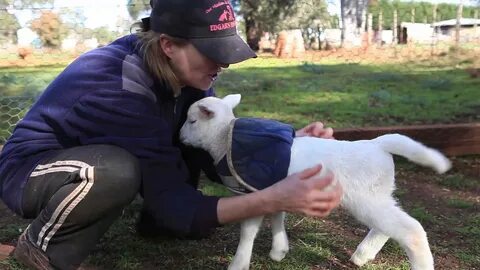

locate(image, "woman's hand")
(295, 122), (334, 139)
(268, 165), (342, 218)
(217, 165), (342, 224)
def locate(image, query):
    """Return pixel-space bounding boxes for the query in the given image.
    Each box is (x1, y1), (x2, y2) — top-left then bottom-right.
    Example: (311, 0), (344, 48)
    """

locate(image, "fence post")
(393, 9), (397, 44)
(378, 11), (383, 45)
(361, 9), (367, 33)
(455, 2), (463, 47)
(411, 8), (415, 23)
(431, 4), (437, 56)
(368, 13), (373, 45)
(360, 9), (367, 47)
(474, 10), (478, 31)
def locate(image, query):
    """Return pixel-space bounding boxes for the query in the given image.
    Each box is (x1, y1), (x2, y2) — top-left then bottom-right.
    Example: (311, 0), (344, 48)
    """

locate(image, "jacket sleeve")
(63, 90), (220, 236)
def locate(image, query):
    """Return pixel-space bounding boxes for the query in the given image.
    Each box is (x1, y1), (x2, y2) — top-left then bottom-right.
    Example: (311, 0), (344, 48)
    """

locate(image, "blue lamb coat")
(215, 118), (295, 194)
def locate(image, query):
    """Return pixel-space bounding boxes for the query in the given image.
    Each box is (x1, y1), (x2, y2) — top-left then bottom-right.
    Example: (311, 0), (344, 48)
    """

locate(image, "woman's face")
(162, 38), (229, 90)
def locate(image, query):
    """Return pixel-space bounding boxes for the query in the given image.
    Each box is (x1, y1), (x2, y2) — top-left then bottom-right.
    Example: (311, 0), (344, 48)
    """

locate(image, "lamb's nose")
(179, 133), (187, 143)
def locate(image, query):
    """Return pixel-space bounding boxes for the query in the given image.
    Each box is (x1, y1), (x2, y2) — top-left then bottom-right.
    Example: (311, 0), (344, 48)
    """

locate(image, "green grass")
(0, 65), (64, 97)
(82, 201), (335, 269)
(0, 65), (64, 143)
(1, 56), (479, 130)
(446, 198), (475, 209)
(0, 225), (24, 241)
(216, 58), (479, 129)
(409, 205), (436, 224)
(437, 173), (479, 190)
(0, 53), (479, 269)
(0, 258), (24, 270)
(454, 214), (480, 265)
(200, 181), (233, 197)
(393, 186), (407, 198)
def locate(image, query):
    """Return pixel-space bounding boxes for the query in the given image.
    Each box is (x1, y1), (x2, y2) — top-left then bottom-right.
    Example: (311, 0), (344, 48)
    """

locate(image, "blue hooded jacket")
(0, 34), (221, 236)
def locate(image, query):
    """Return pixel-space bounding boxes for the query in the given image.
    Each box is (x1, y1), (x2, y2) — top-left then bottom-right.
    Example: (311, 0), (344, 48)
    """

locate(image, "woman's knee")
(91, 145), (141, 201)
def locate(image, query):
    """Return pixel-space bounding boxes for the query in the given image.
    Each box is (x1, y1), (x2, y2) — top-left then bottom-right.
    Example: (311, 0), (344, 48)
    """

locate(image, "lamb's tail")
(372, 134), (451, 174)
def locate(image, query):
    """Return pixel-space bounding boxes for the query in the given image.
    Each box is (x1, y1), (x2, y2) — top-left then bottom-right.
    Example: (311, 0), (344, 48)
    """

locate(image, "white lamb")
(179, 94), (451, 270)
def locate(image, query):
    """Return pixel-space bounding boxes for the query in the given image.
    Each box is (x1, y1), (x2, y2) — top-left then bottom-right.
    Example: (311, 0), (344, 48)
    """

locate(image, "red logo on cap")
(206, 1), (236, 32)
(218, 5), (234, 21)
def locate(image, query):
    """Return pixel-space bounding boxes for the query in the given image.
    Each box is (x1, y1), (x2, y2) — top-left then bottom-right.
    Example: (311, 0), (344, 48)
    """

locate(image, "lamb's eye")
(189, 119), (197, 124)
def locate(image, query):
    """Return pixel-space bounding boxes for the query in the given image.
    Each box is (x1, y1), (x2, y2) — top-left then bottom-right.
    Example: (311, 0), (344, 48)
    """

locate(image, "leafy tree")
(368, 1), (479, 30)
(0, 9), (20, 44)
(58, 7), (87, 36)
(126, 0), (150, 20)
(1, 0), (52, 6)
(239, 0), (331, 50)
(91, 26), (118, 46)
(1, 0), (54, 14)
(279, 0), (331, 30)
(0, 0), (53, 43)
(279, 0), (331, 49)
(30, 11), (66, 48)
(0, 0), (54, 44)
(240, 0), (295, 50)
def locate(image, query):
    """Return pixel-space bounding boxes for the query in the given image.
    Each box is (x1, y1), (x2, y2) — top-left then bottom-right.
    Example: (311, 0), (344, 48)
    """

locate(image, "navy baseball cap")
(146, 0), (257, 64)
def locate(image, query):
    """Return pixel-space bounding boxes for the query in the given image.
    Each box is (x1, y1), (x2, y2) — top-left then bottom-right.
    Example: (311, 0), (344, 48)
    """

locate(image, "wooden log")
(334, 123), (480, 156)
(274, 30), (305, 58)
(0, 244), (14, 260)
(291, 30), (305, 58)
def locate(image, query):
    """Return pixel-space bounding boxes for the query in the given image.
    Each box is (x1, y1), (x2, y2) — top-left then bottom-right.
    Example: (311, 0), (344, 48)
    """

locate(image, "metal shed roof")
(432, 18), (480, 27)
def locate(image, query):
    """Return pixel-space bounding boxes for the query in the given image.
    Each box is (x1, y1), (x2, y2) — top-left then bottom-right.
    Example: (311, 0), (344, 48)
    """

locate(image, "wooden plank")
(334, 123), (480, 156)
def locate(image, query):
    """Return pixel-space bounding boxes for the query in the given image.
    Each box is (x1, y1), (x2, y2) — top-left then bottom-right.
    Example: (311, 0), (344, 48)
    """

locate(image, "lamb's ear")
(222, 94), (241, 109)
(198, 104), (215, 119)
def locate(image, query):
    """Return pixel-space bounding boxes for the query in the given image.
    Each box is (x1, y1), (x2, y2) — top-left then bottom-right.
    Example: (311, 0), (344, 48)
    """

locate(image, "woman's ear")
(159, 35), (175, 59)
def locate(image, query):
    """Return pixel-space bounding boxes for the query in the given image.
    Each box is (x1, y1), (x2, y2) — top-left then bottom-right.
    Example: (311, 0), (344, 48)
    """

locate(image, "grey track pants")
(21, 145), (141, 270)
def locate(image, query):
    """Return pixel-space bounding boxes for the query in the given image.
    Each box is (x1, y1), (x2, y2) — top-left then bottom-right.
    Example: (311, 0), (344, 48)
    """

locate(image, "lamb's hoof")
(350, 252), (374, 267)
(269, 248), (288, 262)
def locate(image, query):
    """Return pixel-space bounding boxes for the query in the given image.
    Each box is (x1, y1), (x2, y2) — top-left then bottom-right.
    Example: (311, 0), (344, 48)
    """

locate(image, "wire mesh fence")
(0, 96), (35, 144)
(0, 1), (479, 145)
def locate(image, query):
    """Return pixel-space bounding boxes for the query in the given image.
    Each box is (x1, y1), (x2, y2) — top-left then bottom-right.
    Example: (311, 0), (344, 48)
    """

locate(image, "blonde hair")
(136, 29), (188, 95)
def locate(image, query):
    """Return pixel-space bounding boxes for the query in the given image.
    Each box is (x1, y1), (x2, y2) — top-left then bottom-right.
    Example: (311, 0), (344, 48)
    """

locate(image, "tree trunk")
(340, 0), (368, 47)
(245, 16), (260, 51)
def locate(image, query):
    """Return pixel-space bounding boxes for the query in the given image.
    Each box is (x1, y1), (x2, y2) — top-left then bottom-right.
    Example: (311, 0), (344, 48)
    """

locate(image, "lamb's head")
(180, 94), (241, 158)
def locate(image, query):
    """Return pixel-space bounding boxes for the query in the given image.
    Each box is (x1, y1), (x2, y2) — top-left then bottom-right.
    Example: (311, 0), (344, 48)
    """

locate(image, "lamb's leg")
(350, 228), (389, 266)
(269, 211), (289, 261)
(228, 216), (264, 270)
(354, 201), (434, 270)
(385, 209), (433, 270)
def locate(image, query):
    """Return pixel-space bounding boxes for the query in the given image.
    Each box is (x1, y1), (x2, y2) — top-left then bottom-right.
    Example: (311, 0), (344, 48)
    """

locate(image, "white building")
(399, 22), (434, 44)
